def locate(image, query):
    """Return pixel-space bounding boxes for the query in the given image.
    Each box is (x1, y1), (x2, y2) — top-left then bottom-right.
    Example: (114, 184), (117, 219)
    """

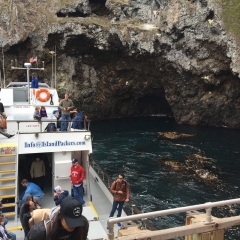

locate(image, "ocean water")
(91, 116), (240, 239)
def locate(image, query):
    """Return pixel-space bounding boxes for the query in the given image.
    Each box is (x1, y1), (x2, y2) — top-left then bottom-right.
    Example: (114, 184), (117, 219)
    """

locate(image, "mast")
(11, 60), (44, 104)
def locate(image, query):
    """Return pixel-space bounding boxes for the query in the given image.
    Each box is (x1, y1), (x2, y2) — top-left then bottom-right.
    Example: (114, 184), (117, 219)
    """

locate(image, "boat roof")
(6, 82), (50, 88)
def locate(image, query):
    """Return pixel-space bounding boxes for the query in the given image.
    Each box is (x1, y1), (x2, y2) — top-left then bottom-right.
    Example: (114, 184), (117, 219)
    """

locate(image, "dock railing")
(107, 198), (240, 240)
(89, 155), (156, 231)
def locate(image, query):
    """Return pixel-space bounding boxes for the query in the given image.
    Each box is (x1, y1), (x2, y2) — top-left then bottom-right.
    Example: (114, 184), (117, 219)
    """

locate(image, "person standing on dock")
(59, 93), (73, 131)
(70, 159), (85, 206)
(109, 173), (130, 227)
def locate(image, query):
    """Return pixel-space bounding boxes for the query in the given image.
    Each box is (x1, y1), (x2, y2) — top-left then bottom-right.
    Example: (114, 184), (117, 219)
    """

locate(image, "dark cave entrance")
(89, 0), (111, 16)
(136, 88), (173, 117)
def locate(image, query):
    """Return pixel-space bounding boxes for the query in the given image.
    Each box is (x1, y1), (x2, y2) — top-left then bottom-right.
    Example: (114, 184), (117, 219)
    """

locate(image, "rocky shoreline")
(1, 0), (240, 127)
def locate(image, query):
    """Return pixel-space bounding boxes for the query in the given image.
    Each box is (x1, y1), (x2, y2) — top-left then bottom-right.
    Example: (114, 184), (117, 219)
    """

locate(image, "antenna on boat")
(11, 59), (45, 104)
(0, 69), (1, 89)
(2, 44), (5, 88)
(49, 50), (56, 89)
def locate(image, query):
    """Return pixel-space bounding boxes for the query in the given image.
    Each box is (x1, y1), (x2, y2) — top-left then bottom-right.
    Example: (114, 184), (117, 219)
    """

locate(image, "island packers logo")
(24, 141), (86, 148)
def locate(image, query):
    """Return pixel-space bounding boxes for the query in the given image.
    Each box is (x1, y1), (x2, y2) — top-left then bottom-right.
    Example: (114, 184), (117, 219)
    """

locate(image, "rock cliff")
(1, 0), (240, 127)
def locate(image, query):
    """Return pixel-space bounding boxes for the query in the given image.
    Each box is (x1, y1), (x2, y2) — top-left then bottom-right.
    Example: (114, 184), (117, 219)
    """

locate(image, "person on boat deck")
(33, 106), (41, 121)
(0, 102), (6, 119)
(30, 73), (39, 88)
(70, 106), (78, 120)
(0, 101), (14, 138)
(0, 214), (13, 240)
(20, 200), (35, 236)
(109, 173), (130, 227)
(0, 202), (16, 240)
(20, 179), (43, 206)
(40, 106), (48, 117)
(25, 197), (89, 240)
(70, 159), (85, 206)
(53, 186), (70, 206)
(30, 157), (45, 194)
(59, 93), (73, 131)
(71, 111), (85, 130)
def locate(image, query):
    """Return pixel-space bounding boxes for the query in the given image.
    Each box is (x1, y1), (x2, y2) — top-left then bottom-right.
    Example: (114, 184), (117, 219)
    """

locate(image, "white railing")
(107, 198), (240, 240)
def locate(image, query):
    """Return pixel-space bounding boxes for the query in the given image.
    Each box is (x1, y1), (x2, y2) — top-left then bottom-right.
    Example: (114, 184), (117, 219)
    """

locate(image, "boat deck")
(5, 171), (122, 239)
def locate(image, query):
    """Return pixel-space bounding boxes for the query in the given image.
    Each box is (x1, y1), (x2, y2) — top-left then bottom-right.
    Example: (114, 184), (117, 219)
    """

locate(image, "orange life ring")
(36, 88), (51, 102)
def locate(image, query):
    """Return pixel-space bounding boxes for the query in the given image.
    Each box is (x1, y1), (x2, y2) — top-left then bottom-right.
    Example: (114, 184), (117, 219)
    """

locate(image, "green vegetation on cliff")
(218, 0), (240, 44)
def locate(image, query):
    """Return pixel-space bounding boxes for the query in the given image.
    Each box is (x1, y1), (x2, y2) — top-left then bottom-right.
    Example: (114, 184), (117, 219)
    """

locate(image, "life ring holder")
(36, 88), (51, 102)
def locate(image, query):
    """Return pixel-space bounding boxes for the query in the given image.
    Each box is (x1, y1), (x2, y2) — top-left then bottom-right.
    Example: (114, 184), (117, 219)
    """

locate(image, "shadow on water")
(91, 116), (240, 239)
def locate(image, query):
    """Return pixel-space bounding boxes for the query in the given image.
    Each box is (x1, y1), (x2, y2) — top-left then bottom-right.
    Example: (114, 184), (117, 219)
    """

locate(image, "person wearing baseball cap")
(70, 159), (85, 206)
(25, 197), (89, 240)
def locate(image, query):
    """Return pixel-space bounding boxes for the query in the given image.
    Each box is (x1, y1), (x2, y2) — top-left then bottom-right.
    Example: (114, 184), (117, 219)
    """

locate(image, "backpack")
(0, 115), (6, 129)
(45, 123), (56, 132)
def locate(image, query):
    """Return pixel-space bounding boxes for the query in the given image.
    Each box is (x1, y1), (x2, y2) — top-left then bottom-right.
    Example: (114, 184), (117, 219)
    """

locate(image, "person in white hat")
(53, 186), (70, 206)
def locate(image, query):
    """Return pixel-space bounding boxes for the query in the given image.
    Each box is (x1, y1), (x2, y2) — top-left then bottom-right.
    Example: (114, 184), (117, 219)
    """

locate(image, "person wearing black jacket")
(20, 200), (35, 236)
(26, 197), (89, 240)
(53, 186), (69, 206)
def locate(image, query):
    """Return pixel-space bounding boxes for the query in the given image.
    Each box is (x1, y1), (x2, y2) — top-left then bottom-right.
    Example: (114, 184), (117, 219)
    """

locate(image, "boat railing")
(107, 198), (240, 240)
(14, 119), (90, 132)
(89, 155), (156, 231)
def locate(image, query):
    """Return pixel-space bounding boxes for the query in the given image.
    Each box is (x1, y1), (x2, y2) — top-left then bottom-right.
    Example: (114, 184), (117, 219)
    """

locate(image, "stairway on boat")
(0, 141), (20, 229)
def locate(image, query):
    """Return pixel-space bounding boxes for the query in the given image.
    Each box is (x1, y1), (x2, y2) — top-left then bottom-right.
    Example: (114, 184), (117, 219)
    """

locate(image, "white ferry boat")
(0, 62), (138, 240)
(1, 62), (240, 240)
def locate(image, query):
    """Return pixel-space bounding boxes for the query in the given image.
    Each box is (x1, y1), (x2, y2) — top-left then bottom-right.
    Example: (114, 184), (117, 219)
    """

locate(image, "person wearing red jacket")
(70, 159), (85, 206)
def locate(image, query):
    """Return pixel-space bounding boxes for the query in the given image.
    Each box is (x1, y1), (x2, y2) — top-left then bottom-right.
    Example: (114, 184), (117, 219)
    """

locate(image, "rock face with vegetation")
(1, 0), (240, 127)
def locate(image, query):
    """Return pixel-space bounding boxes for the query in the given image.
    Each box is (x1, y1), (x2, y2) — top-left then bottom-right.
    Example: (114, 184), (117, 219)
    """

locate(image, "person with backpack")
(25, 197), (89, 240)
(109, 173), (130, 227)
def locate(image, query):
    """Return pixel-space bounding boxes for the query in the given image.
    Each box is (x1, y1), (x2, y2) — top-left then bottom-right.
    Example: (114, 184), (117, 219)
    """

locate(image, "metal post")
(0, 69), (2, 88)
(2, 45), (5, 88)
(27, 67), (30, 104)
(51, 53), (53, 88)
(54, 46), (57, 89)
(107, 221), (114, 240)
(205, 207), (212, 224)
(49, 51), (55, 88)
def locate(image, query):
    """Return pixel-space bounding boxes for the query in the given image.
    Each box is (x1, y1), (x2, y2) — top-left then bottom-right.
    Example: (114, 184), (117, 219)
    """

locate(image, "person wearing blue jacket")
(30, 73), (39, 88)
(20, 179), (43, 206)
(71, 111), (84, 130)
(53, 186), (70, 206)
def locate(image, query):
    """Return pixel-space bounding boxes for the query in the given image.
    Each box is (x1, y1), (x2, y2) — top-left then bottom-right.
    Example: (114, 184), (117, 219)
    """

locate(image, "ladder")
(0, 143), (17, 218)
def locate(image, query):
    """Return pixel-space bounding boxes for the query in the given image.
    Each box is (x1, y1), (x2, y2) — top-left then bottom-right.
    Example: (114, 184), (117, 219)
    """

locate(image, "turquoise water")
(91, 117), (240, 239)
